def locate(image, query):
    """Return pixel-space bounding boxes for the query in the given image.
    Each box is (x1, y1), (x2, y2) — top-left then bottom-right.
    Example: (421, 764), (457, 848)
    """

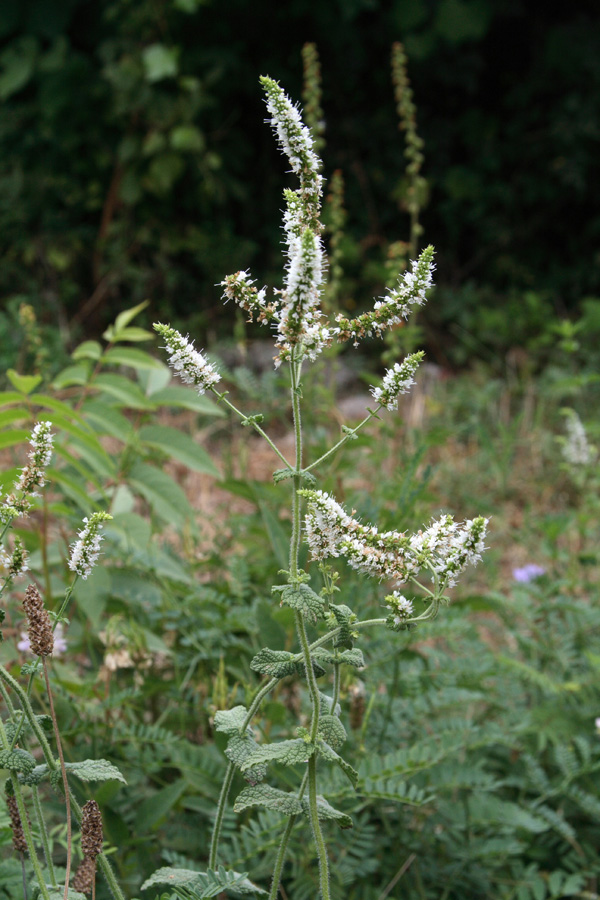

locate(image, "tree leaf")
(93, 373), (154, 409)
(128, 461), (193, 525)
(103, 346), (164, 370)
(0, 428), (29, 450)
(149, 384), (224, 416)
(6, 369), (42, 395)
(233, 783), (303, 816)
(72, 340), (103, 361)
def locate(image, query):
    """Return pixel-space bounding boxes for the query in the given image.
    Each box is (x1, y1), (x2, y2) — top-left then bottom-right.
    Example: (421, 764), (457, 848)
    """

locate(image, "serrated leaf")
(300, 795), (353, 829)
(272, 468), (316, 487)
(141, 867), (204, 888)
(139, 425), (220, 477)
(214, 706), (248, 735)
(330, 603), (356, 649)
(226, 734), (267, 784)
(241, 738), (315, 772)
(274, 583), (326, 623)
(46, 889), (88, 900)
(64, 758), (127, 784)
(317, 740), (358, 788)
(234, 783), (303, 815)
(250, 648), (326, 679)
(314, 648), (365, 669)
(141, 866), (266, 896)
(318, 715), (347, 751)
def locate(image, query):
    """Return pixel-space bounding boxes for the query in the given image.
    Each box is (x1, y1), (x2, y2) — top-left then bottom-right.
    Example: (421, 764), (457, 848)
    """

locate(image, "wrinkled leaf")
(234, 783), (303, 816)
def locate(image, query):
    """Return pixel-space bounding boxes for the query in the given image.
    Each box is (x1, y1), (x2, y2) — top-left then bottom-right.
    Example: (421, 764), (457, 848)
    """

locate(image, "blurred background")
(1, 0), (599, 371)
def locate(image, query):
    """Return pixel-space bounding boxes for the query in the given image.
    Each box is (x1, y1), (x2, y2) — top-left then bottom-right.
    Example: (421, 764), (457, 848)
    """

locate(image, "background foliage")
(1, 0), (599, 364)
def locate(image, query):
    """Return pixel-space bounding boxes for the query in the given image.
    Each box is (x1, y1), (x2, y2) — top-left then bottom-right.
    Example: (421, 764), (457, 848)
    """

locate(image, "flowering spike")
(154, 323), (221, 394)
(14, 421), (54, 496)
(335, 245), (435, 344)
(220, 270), (278, 324)
(22, 584), (54, 657)
(68, 512), (112, 580)
(561, 410), (596, 466)
(370, 351), (425, 410)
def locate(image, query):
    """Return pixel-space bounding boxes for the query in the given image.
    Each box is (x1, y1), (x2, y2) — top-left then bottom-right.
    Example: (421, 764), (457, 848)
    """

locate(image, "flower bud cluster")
(0, 537), (29, 580)
(221, 270), (277, 324)
(14, 421), (54, 496)
(335, 246), (435, 344)
(154, 324), (221, 395)
(68, 512), (112, 580)
(73, 799), (103, 894)
(301, 490), (488, 591)
(370, 351), (425, 410)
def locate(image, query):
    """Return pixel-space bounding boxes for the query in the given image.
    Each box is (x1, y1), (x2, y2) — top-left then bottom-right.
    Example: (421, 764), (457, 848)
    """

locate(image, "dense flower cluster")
(301, 490), (488, 591)
(154, 323), (221, 394)
(22, 584), (54, 657)
(14, 421), (54, 496)
(562, 411), (595, 466)
(335, 246), (435, 344)
(385, 591), (414, 625)
(221, 270), (277, 324)
(68, 512), (112, 580)
(0, 537), (29, 580)
(370, 351), (425, 410)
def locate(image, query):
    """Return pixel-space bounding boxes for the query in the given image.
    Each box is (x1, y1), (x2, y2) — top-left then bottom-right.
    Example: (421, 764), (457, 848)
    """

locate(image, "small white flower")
(68, 512), (112, 580)
(154, 324), (221, 395)
(14, 421), (54, 494)
(371, 352), (424, 410)
(562, 411), (595, 466)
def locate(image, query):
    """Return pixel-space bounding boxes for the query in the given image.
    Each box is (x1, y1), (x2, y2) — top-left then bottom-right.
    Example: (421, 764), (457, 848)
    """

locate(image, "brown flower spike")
(22, 584), (54, 656)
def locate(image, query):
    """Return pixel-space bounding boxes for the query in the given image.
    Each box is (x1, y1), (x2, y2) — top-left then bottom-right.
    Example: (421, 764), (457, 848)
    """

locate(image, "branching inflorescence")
(152, 75), (488, 900)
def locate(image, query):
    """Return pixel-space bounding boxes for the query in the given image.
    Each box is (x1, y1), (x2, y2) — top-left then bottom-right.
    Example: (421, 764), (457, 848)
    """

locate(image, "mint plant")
(151, 76), (488, 900)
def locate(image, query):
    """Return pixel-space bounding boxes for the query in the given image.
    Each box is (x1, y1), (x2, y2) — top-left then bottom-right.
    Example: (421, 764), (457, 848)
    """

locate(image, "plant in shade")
(149, 76), (488, 900)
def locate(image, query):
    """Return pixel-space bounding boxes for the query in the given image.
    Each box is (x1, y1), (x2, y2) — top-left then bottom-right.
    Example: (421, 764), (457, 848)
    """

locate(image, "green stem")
(307, 754), (329, 899)
(212, 389), (293, 470)
(268, 771), (309, 900)
(42, 659), (72, 900)
(305, 406), (382, 473)
(208, 761), (235, 870)
(32, 787), (58, 888)
(0, 718), (52, 900)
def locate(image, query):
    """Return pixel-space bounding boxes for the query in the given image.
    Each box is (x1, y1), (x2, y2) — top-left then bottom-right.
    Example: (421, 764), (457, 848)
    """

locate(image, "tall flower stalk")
(153, 76), (488, 899)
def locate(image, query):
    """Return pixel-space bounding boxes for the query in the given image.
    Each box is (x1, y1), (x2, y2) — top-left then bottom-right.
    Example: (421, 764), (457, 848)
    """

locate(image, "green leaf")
(113, 300), (150, 334)
(0, 748), (36, 774)
(273, 583), (326, 623)
(139, 425), (221, 477)
(330, 604), (356, 649)
(300, 795), (353, 829)
(233, 783), (303, 816)
(0, 407), (29, 427)
(141, 867), (266, 896)
(128, 461), (193, 525)
(109, 326), (154, 343)
(225, 734), (267, 784)
(6, 369), (42, 395)
(214, 706), (248, 735)
(93, 373), (154, 409)
(103, 346), (163, 370)
(72, 340), (103, 361)
(317, 740), (358, 788)
(81, 400), (133, 441)
(250, 648), (326, 679)
(0, 428), (29, 450)
(148, 385), (225, 415)
(52, 364), (91, 389)
(63, 758), (127, 784)
(241, 738), (315, 772)
(0, 37), (37, 100)
(46, 889), (88, 900)
(318, 715), (347, 751)
(142, 867), (202, 888)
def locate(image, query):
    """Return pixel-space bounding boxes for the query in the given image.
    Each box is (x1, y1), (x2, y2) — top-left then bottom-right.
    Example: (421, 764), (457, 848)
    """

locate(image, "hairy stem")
(212, 389), (293, 470)
(42, 659), (72, 900)
(268, 771), (309, 900)
(32, 786), (58, 888)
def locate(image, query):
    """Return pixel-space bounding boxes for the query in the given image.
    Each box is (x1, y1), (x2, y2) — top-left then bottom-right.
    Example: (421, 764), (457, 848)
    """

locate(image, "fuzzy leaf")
(0, 749), (36, 774)
(250, 648), (326, 679)
(46, 889), (88, 900)
(241, 738), (315, 772)
(315, 648), (365, 669)
(330, 604), (356, 649)
(226, 734), (267, 784)
(272, 468), (316, 487)
(300, 795), (353, 829)
(63, 759), (127, 784)
(214, 706), (248, 735)
(318, 715), (347, 751)
(273, 583), (326, 623)
(234, 783), (303, 815)
(141, 866), (267, 896)
(317, 740), (358, 788)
